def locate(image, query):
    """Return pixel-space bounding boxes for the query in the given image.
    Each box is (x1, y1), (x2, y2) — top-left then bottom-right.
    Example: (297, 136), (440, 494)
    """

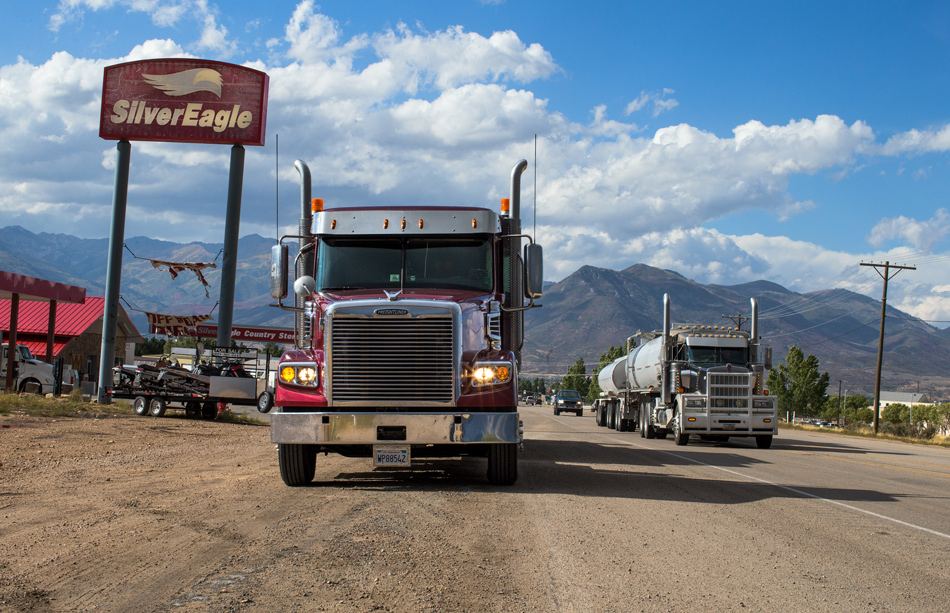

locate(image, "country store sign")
(99, 58), (268, 145)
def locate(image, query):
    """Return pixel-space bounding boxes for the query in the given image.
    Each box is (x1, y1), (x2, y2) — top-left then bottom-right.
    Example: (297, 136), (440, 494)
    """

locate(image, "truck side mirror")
(764, 347), (772, 370)
(270, 244), (289, 300)
(294, 275), (316, 297)
(524, 243), (543, 299)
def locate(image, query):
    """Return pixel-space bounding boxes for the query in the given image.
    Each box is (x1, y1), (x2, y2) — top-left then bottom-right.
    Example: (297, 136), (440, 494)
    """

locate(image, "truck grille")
(708, 371), (751, 412)
(329, 314), (456, 406)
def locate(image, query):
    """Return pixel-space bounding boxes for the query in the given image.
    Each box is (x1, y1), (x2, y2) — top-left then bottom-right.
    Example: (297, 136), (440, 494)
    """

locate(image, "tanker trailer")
(600, 294), (777, 448)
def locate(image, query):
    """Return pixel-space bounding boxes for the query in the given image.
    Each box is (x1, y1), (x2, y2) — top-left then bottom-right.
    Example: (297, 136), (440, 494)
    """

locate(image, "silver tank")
(597, 356), (626, 394)
(625, 336), (664, 390)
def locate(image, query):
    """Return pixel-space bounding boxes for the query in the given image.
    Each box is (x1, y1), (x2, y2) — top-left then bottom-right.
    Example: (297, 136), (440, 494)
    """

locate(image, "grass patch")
(0, 391), (266, 425)
(778, 421), (950, 448)
(0, 389), (133, 418)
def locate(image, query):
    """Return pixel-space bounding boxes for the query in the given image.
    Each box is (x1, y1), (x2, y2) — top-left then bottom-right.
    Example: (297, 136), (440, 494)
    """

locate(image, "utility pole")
(860, 260), (915, 434)
(721, 313), (750, 331)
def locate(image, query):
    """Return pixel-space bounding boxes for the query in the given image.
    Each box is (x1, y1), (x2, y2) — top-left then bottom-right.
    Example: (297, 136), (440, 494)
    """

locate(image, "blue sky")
(3, 1), (950, 325)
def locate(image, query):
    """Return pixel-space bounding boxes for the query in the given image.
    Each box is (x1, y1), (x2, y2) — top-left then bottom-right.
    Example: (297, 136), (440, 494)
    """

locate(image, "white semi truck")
(1, 344), (57, 394)
(596, 294), (777, 448)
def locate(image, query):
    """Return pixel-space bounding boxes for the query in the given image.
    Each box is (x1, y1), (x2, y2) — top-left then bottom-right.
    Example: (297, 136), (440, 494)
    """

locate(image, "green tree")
(766, 345), (830, 418)
(562, 358), (589, 398)
(136, 336), (166, 356)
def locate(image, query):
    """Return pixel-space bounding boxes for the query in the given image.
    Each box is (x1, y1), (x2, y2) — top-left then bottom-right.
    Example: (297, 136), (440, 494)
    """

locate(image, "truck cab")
(1, 344), (56, 394)
(269, 160), (542, 486)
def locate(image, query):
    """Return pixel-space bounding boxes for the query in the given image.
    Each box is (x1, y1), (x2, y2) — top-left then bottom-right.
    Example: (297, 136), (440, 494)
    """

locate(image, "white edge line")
(609, 435), (950, 541)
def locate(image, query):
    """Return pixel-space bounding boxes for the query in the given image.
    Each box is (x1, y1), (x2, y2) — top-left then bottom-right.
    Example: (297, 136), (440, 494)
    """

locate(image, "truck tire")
(133, 396), (149, 416)
(148, 397), (167, 417)
(656, 429), (668, 440)
(617, 414), (628, 432)
(487, 443), (518, 486)
(278, 444), (317, 486)
(596, 403), (605, 427)
(756, 435), (773, 449)
(674, 421), (689, 446)
(185, 401), (201, 419)
(18, 378), (42, 394)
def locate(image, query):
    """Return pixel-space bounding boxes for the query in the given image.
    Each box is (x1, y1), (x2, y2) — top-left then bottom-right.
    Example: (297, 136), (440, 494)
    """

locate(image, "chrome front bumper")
(270, 411), (521, 445)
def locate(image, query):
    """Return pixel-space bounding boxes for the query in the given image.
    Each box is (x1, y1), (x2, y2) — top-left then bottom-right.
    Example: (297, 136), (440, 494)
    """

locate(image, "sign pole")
(97, 139), (131, 404)
(215, 144), (245, 353)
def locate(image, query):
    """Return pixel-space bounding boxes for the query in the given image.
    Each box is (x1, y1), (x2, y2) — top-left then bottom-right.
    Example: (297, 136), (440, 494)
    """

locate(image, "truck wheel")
(278, 444), (317, 486)
(639, 408), (646, 438)
(756, 435), (773, 449)
(201, 402), (217, 421)
(674, 423), (689, 446)
(257, 391), (274, 413)
(596, 404), (605, 427)
(185, 402), (201, 419)
(554, 407), (560, 416)
(18, 378), (42, 394)
(133, 396), (149, 416)
(645, 417), (656, 439)
(487, 443), (518, 486)
(148, 397), (167, 417)
(656, 429), (668, 440)
(617, 416), (628, 432)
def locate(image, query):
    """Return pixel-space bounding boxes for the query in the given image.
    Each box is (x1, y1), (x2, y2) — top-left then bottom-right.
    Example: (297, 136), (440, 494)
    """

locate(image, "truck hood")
(320, 288), (496, 304)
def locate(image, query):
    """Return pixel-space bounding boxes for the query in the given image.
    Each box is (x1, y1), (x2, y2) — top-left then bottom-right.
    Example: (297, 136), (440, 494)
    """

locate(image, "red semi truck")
(269, 160), (543, 486)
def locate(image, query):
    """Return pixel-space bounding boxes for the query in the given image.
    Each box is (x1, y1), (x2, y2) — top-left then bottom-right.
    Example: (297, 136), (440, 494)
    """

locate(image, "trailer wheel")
(756, 435), (773, 449)
(487, 443), (518, 486)
(201, 402), (217, 421)
(278, 444), (317, 486)
(133, 396), (149, 416)
(595, 403), (605, 427)
(148, 397), (167, 417)
(656, 429), (668, 440)
(185, 402), (201, 419)
(257, 391), (274, 413)
(644, 411), (656, 439)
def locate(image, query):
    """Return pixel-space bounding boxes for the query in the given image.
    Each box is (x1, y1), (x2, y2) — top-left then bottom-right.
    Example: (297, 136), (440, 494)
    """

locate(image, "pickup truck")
(554, 389), (584, 416)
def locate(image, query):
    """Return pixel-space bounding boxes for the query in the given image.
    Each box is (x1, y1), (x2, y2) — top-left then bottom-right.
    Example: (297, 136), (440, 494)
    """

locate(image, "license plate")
(722, 423), (736, 431)
(374, 446), (410, 467)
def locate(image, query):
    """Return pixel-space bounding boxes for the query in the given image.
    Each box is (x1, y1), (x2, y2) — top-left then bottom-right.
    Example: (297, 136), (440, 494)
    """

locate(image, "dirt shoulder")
(0, 411), (546, 612)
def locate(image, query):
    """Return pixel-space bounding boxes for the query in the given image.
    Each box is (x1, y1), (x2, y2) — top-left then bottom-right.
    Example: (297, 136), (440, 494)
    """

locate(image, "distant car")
(525, 395), (537, 405)
(554, 390), (584, 416)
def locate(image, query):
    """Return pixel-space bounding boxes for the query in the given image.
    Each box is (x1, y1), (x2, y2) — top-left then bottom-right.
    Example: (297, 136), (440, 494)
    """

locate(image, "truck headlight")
(753, 399), (774, 409)
(471, 362), (512, 387)
(279, 362), (320, 387)
(685, 398), (704, 408)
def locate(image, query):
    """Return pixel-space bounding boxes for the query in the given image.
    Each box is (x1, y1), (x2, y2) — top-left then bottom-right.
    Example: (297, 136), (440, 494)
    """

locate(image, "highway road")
(518, 403), (950, 611)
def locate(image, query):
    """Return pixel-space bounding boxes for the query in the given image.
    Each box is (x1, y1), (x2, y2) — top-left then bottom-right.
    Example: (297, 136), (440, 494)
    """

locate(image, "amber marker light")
(418, 219), (424, 229)
(500, 198), (510, 216)
(384, 219), (389, 229)
(472, 218), (477, 229)
(280, 366), (296, 383)
(331, 220), (337, 230)
(312, 198), (324, 212)
(401, 219), (407, 229)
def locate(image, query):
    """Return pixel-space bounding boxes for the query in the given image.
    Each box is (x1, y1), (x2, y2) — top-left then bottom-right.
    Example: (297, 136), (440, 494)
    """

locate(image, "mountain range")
(2, 225), (946, 400)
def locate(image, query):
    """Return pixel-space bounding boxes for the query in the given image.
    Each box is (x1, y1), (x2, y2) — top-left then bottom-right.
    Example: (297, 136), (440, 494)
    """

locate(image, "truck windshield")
(686, 346), (748, 366)
(17, 346), (34, 360)
(316, 236), (493, 292)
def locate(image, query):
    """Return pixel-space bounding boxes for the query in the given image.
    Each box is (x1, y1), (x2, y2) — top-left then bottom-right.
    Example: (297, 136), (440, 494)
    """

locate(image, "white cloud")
(11, 2), (950, 327)
(867, 209), (950, 250)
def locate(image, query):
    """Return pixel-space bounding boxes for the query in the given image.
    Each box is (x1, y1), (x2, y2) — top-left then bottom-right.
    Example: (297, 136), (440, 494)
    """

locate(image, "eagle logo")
(142, 68), (223, 97)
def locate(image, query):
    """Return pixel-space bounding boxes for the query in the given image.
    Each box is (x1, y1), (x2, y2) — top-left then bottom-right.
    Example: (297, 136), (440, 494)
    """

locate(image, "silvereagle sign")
(99, 59), (268, 146)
